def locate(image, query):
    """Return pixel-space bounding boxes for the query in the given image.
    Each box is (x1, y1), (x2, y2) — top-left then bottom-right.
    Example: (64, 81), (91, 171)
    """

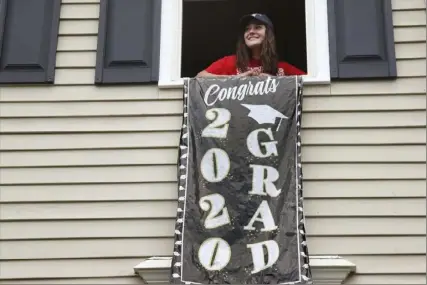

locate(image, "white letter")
(263, 77), (272, 94)
(247, 240), (279, 274)
(204, 84), (220, 106)
(247, 81), (255, 95)
(269, 79), (280, 92)
(244, 200), (278, 232)
(253, 81), (265, 95)
(199, 193), (231, 229)
(198, 238), (231, 271)
(249, 165), (281, 197)
(218, 88), (228, 101)
(201, 148), (230, 182)
(202, 108), (231, 139)
(237, 84), (247, 100)
(226, 86), (238, 99)
(247, 128), (278, 158)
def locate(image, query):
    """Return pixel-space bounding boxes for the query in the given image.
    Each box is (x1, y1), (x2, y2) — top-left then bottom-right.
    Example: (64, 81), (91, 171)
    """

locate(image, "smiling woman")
(197, 13), (306, 77)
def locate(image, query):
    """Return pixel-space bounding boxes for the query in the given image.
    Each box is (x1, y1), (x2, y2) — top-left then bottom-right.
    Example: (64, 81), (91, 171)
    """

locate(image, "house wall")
(0, 0), (425, 284)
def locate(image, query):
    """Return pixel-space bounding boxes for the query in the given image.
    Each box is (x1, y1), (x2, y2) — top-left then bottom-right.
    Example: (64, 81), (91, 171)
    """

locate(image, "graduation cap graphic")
(241, 104), (288, 131)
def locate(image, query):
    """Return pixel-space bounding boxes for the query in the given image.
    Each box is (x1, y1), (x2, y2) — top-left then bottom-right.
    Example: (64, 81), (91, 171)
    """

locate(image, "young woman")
(197, 13), (306, 77)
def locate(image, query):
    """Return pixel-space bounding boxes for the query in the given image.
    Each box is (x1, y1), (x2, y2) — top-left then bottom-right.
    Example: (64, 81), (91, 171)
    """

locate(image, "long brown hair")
(236, 23), (278, 75)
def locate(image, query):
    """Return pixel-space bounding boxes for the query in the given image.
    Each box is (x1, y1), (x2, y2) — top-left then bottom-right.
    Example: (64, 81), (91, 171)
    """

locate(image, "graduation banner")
(171, 76), (311, 284)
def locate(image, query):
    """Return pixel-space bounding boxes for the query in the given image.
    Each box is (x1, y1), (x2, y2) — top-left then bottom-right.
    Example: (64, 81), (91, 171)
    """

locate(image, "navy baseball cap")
(239, 13), (274, 29)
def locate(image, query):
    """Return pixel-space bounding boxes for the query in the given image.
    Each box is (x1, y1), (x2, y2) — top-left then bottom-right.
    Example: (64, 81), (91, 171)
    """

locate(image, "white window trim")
(158, 0), (331, 88)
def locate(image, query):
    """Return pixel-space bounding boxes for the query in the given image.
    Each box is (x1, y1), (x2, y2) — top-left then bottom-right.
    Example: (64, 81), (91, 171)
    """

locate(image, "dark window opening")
(181, 0), (307, 78)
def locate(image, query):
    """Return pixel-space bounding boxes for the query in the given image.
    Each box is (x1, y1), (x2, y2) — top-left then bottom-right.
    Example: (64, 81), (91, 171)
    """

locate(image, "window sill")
(158, 78), (185, 89)
(158, 75), (331, 89)
(134, 256), (356, 284)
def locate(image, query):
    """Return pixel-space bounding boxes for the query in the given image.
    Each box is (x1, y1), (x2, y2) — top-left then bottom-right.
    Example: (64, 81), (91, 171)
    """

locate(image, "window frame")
(158, 0), (331, 88)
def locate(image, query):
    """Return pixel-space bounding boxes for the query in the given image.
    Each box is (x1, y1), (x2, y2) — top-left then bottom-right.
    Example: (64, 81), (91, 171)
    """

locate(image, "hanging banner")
(170, 76), (311, 284)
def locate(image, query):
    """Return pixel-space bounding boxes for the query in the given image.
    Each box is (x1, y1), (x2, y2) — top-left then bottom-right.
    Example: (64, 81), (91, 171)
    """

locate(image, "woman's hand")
(241, 69), (271, 77)
(237, 70), (257, 77)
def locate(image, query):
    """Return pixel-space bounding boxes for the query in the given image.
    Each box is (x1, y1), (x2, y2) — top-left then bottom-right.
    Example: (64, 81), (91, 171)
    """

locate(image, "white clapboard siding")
(54, 55), (426, 78)
(394, 27), (426, 43)
(0, 180), (425, 204)
(1, 237), (425, 260)
(51, 68), (425, 86)
(392, 0), (426, 10)
(393, 10), (426, 27)
(395, 43), (426, 59)
(55, 69), (95, 85)
(55, 49), (426, 70)
(0, 256), (423, 280)
(52, 40), (424, 60)
(59, 20), (98, 35)
(1, 145), (425, 167)
(62, 0), (99, 3)
(1, 217), (425, 240)
(0, 259), (144, 279)
(57, 36), (97, 51)
(0, 127), (425, 150)
(1, 95), (426, 117)
(60, 3), (99, 19)
(0, 0), (425, 284)
(0, 277), (144, 285)
(0, 78), (425, 101)
(330, 77), (426, 95)
(1, 199), (425, 221)
(1, 111), (425, 133)
(11, 274), (422, 285)
(1, 163), (425, 184)
(1, 128), (425, 150)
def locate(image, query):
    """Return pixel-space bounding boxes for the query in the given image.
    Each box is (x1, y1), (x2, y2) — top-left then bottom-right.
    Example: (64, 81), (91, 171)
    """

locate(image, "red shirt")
(205, 55), (306, 76)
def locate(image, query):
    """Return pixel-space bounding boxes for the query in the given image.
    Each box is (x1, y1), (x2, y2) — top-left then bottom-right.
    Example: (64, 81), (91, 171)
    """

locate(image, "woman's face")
(244, 22), (266, 49)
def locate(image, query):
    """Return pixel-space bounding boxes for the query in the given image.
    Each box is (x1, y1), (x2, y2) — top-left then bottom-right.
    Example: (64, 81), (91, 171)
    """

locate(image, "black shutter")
(95, 0), (161, 84)
(0, 0), (61, 84)
(328, 0), (397, 79)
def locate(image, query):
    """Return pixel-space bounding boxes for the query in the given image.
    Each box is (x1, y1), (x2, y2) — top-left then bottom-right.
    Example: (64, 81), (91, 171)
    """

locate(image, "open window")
(181, 0), (307, 77)
(159, 0), (331, 87)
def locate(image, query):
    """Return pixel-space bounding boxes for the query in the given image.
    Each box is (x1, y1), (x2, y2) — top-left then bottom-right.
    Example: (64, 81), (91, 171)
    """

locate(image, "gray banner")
(171, 76), (311, 284)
